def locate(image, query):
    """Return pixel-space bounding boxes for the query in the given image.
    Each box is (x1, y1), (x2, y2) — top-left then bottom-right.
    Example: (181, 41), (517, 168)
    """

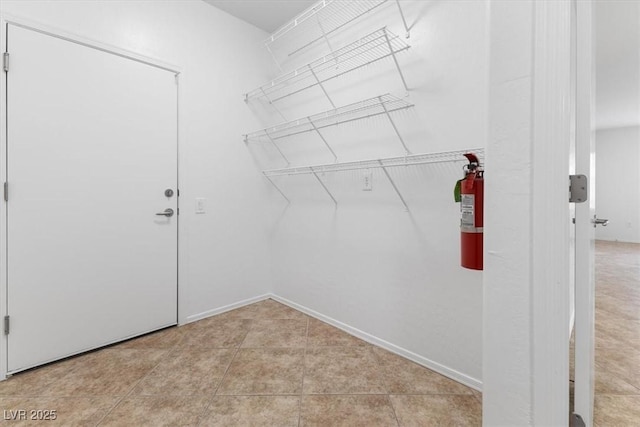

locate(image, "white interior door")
(6, 24), (178, 373)
(573, 1), (596, 425)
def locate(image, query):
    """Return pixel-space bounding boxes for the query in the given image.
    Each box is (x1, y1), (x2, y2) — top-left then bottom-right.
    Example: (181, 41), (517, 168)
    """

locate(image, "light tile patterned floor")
(1, 241), (635, 426)
(0, 299), (481, 426)
(591, 241), (640, 427)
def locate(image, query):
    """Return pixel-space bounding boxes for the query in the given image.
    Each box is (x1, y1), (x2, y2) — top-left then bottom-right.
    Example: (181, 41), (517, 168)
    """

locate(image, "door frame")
(483, 0), (574, 424)
(529, 0), (573, 423)
(0, 14), (186, 381)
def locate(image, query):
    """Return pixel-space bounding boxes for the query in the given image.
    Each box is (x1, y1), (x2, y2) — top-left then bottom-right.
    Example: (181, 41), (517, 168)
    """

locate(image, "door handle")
(593, 218), (609, 227)
(155, 208), (174, 217)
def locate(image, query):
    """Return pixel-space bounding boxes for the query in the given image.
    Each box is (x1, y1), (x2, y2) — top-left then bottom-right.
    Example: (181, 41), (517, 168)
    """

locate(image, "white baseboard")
(182, 293), (271, 325)
(269, 294), (483, 392)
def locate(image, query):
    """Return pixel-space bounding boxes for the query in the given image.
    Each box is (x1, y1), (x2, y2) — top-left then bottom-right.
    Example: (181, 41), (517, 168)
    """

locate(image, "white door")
(573, 1), (597, 425)
(6, 24), (178, 373)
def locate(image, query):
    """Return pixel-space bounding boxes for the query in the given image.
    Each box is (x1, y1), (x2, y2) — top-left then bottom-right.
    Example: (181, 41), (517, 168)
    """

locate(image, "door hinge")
(3, 52), (9, 72)
(3, 182), (7, 202)
(3, 316), (9, 335)
(569, 174), (587, 203)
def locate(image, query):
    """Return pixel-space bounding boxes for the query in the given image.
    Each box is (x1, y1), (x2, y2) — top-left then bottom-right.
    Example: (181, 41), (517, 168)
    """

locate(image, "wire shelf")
(262, 148), (485, 210)
(264, 0), (409, 63)
(245, 28), (410, 107)
(264, 149), (485, 177)
(244, 93), (414, 161)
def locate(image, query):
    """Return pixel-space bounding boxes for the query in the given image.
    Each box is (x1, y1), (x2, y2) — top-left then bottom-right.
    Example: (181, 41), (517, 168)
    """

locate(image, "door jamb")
(0, 13), (186, 381)
(573, 0), (596, 424)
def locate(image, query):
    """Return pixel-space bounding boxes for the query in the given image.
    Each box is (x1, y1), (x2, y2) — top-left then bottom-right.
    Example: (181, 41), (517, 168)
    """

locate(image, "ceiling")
(202, 0), (639, 130)
(202, 0), (316, 33)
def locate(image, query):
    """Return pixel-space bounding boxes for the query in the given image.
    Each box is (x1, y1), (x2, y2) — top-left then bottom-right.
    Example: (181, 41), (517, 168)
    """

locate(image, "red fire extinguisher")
(455, 153), (484, 270)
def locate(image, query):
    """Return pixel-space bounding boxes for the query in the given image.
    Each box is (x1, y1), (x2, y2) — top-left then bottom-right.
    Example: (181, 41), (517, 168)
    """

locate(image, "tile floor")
(1, 240), (636, 426)
(590, 241), (640, 427)
(0, 299), (481, 426)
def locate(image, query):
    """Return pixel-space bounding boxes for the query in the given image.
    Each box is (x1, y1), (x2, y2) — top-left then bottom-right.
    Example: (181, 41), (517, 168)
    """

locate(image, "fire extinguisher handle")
(463, 153), (480, 164)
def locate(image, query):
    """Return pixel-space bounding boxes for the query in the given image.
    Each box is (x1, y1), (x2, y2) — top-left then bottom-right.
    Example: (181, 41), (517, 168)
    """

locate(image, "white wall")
(245, 0), (488, 387)
(595, 126), (640, 243)
(595, 0), (640, 130)
(1, 0), (491, 393)
(0, 0), (277, 322)
(0, 0), (488, 389)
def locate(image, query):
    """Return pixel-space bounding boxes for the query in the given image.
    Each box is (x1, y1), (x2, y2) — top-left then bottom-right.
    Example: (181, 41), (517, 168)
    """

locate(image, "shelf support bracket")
(311, 168), (338, 205)
(383, 30), (409, 92)
(395, 0), (411, 39)
(263, 173), (290, 203)
(317, 17), (339, 68)
(260, 87), (288, 122)
(378, 160), (409, 211)
(265, 41), (283, 72)
(308, 65), (336, 109)
(265, 129), (290, 166)
(308, 117), (338, 162)
(378, 96), (411, 155)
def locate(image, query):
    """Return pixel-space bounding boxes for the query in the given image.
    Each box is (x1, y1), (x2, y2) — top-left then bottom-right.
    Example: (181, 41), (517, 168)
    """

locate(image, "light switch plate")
(363, 169), (373, 191)
(195, 198), (206, 214)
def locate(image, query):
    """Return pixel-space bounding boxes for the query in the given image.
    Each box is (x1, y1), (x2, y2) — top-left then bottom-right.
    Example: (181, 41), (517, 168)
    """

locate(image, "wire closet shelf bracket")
(263, 0), (410, 68)
(262, 148), (486, 211)
(244, 28), (410, 115)
(244, 93), (415, 165)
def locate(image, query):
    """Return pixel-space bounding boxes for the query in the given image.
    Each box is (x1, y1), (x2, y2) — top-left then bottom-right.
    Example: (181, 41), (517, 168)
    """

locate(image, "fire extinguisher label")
(461, 194), (475, 230)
